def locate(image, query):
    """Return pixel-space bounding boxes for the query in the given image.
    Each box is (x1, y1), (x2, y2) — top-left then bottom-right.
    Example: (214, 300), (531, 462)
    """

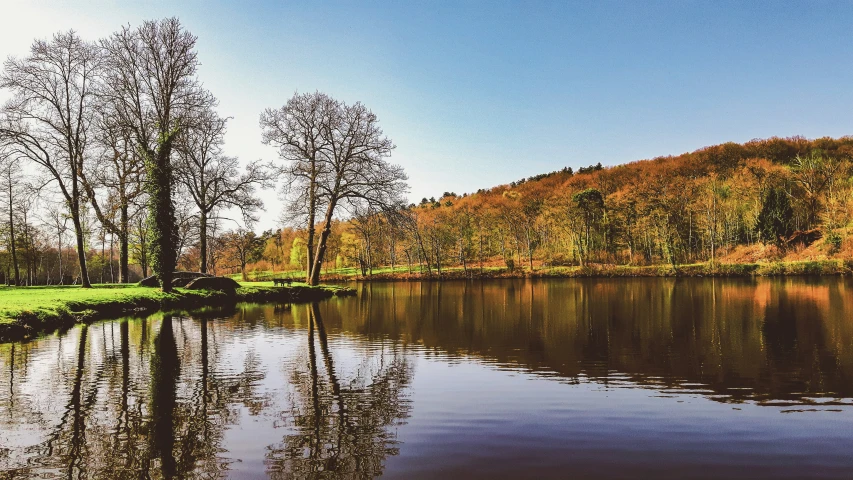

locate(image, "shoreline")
(321, 259), (853, 282)
(0, 284), (355, 343)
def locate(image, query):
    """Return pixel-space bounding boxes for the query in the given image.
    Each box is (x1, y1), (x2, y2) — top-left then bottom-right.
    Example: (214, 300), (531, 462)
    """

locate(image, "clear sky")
(2, 0), (853, 230)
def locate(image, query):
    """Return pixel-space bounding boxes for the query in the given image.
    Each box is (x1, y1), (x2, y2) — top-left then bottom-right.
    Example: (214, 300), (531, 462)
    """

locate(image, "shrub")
(505, 258), (515, 272)
(826, 231), (843, 255)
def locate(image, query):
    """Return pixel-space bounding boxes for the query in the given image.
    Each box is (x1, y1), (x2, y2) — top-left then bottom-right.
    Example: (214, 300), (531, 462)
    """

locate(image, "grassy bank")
(0, 282), (354, 342)
(316, 259), (853, 281)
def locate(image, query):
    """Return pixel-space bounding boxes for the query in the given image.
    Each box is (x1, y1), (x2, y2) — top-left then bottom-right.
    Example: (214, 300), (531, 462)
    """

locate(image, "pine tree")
(757, 187), (794, 246)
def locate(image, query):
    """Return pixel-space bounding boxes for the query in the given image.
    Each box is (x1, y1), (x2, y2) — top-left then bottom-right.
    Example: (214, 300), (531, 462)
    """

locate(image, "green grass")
(0, 282), (354, 341)
(0, 284), (213, 326)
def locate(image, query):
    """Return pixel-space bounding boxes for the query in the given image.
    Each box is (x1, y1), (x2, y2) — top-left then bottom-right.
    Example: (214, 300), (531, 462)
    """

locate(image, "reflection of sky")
(2, 282), (853, 479)
(387, 359), (853, 479)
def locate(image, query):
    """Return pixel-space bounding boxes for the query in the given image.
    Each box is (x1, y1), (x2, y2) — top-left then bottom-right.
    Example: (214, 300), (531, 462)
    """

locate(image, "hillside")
(237, 136), (853, 279)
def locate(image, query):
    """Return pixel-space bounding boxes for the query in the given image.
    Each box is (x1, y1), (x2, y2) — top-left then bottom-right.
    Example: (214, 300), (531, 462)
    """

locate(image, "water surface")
(1, 278), (853, 478)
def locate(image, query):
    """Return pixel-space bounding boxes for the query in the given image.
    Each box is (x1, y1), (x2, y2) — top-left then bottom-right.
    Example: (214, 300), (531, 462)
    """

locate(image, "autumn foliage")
(240, 136), (853, 278)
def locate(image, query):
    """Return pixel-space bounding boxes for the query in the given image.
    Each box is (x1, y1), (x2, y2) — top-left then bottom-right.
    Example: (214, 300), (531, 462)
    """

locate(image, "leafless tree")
(0, 31), (100, 287)
(79, 108), (145, 283)
(177, 107), (272, 273)
(261, 94), (407, 285)
(173, 185), (199, 267)
(260, 92), (334, 282)
(41, 204), (71, 284)
(308, 100), (407, 285)
(0, 150), (21, 284)
(221, 229), (263, 281)
(100, 17), (213, 291)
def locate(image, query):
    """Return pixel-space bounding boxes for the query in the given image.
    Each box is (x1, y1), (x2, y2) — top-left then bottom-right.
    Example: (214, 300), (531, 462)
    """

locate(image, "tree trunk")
(8, 181), (19, 286)
(309, 200), (337, 286)
(70, 197), (92, 288)
(389, 233), (395, 274)
(479, 228), (484, 273)
(413, 226), (432, 276)
(57, 229), (63, 284)
(366, 233), (373, 276)
(149, 146), (177, 292)
(526, 227), (534, 272)
(305, 170), (317, 283)
(109, 231), (115, 283)
(101, 228), (106, 284)
(405, 249), (412, 274)
(119, 204), (129, 283)
(199, 210), (208, 274)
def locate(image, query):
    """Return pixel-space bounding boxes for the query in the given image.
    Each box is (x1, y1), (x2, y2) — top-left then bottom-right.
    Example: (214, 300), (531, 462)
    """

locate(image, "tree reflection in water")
(149, 315), (180, 477)
(0, 312), (268, 477)
(2, 277), (852, 477)
(266, 303), (413, 479)
(0, 303), (414, 478)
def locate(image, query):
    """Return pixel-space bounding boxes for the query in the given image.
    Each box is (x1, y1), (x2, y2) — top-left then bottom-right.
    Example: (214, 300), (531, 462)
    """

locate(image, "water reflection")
(342, 278), (853, 405)
(266, 303), (412, 478)
(0, 278), (852, 478)
(0, 303), (413, 478)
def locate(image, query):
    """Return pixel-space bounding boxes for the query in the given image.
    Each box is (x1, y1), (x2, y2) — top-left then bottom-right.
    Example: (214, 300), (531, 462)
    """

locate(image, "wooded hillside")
(245, 136), (853, 278)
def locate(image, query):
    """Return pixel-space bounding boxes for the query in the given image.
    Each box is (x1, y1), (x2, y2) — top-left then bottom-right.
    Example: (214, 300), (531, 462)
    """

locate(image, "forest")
(258, 135), (853, 279)
(1, 20), (852, 286)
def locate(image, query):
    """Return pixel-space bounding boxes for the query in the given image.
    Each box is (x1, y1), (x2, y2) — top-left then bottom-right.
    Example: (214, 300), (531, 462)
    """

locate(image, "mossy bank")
(0, 283), (354, 342)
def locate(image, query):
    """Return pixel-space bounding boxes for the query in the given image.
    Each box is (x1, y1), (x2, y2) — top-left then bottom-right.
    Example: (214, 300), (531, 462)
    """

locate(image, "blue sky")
(2, 0), (853, 228)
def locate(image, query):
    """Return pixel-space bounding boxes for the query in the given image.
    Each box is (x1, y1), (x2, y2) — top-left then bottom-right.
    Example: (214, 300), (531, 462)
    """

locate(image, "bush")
(505, 258), (515, 272)
(827, 231), (843, 254)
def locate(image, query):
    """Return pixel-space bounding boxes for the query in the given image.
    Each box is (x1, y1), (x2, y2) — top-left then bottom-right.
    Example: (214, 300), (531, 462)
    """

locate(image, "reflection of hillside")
(333, 279), (853, 404)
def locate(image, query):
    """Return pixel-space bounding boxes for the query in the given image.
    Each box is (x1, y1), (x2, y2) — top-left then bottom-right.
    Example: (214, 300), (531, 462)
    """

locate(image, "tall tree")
(0, 151), (20, 285)
(791, 152), (843, 229)
(307, 99), (406, 285)
(80, 113), (145, 283)
(260, 91), (334, 283)
(176, 107), (271, 273)
(757, 186), (794, 246)
(222, 229), (265, 281)
(0, 31), (99, 287)
(101, 18), (213, 292)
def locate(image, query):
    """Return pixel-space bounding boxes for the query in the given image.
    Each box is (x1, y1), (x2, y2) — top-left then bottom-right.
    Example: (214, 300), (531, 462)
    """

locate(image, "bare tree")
(260, 92), (334, 282)
(308, 99), (407, 285)
(173, 185), (199, 268)
(0, 151), (21, 284)
(79, 110), (145, 283)
(222, 229), (264, 281)
(42, 204), (70, 284)
(261, 94), (407, 285)
(177, 107), (271, 273)
(101, 18), (213, 291)
(0, 31), (99, 287)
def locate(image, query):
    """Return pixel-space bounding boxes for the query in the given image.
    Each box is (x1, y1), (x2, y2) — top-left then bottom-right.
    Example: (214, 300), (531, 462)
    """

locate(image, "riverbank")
(320, 259), (853, 281)
(0, 282), (355, 342)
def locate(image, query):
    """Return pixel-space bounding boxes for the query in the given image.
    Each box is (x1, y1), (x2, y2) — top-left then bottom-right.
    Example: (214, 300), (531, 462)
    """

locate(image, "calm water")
(1, 278), (853, 479)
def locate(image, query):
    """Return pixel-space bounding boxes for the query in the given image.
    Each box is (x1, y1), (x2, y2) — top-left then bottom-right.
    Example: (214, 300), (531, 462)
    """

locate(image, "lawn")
(0, 284), (184, 325)
(0, 281), (354, 342)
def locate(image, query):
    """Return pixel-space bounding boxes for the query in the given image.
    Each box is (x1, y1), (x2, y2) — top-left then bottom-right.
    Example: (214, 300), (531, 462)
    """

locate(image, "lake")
(1, 278), (853, 479)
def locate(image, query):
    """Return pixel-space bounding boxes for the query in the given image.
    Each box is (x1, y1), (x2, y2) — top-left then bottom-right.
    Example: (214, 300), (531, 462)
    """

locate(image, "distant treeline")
(245, 135), (853, 277)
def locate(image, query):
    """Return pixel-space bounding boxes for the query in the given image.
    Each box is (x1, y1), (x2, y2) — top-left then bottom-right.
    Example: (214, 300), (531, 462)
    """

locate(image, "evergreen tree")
(757, 187), (794, 246)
